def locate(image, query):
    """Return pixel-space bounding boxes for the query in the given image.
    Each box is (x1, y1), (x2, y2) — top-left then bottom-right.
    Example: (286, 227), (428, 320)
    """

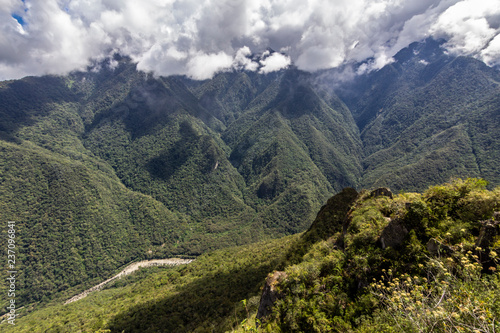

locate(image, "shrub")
(367, 250), (500, 332)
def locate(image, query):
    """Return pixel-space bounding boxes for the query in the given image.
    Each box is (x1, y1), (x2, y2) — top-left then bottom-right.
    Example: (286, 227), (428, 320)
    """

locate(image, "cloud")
(186, 51), (233, 80)
(356, 53), (395, 75)
(233, 46), (259, 71)
(481, 34), (500, 67)
(259, 51), (291, 74)
(430, 0), (500, 65)
(0, 0), (499, 80)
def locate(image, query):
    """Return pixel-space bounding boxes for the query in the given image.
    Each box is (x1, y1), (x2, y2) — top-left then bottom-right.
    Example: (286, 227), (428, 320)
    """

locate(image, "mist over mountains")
(1, 38), (499, 313)
(2, 0), (500, 80)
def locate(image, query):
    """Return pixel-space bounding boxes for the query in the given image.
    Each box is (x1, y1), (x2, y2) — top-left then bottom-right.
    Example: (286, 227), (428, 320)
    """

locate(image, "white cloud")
(234, 46), (259, 71)
(186, 51), (233, 80)
(430, 0), (500, 64)
(0, 0), (499, 80)
(481, 34), (500, 67)
(356, 52), (395, 75)
(259, 52), (291, 74)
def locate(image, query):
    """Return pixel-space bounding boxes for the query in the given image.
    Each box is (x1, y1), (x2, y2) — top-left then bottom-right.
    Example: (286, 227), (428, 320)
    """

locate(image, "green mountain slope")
(0, 141), (187, 304)
(4, 179), (498, 332)
(0, 74), (196, 307)
(220, 69), (363, 233)
(337, 39), (500, 191)
(83, 66), (363, 238)
(82, 72), (262, 251)
(1, 40), (500, 319)
(0, 61), (362, 309)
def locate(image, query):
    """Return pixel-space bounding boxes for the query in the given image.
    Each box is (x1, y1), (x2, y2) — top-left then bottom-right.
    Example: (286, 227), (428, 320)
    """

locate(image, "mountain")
(0, 39), (499, 316)
(81, 63), (362, 240)
(4, 178), (499, 332)
(0, 74), (191, 306)
(336, 38), (500, 191)
(0, 57), (362, 307)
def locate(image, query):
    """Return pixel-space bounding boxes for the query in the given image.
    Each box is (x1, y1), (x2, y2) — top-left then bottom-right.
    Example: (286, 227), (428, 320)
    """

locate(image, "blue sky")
(11, 13), (25, 26)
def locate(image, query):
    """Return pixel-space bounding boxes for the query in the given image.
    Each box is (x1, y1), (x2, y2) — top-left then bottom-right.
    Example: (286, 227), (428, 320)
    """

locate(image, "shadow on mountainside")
(105, 260), (284, 332)
(0, 76), (77, 142)
(105, 188), (360, 332)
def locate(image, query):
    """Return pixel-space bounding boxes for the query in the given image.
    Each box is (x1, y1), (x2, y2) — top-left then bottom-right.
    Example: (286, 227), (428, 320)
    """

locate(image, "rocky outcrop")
(476, 212), (500, 250)
(475, 212), (500, 270)
(257, 271), (287, 321)
(380, 218), (408, 249)
(304, 187), (359, 244)
(426, 238), (453, 255)
(370, 187), (393, 199)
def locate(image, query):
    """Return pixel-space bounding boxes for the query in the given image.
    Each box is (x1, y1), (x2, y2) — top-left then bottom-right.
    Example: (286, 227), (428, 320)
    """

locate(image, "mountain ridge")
(0, 38), (499, 313)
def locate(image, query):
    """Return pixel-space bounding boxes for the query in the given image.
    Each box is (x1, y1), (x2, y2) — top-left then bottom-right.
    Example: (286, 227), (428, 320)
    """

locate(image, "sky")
(1, 0), (500, 81)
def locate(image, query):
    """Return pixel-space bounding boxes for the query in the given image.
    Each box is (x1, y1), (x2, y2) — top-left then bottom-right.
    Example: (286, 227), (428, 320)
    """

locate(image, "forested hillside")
(336, 38), (500, 190)
(1, 39), (499, 317)
(4, 178), (498, 332)
(0, 73), (191, 307)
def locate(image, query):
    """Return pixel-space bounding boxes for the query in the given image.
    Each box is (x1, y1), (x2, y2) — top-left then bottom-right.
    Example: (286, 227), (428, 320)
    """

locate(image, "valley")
(0, 38), (499, 331)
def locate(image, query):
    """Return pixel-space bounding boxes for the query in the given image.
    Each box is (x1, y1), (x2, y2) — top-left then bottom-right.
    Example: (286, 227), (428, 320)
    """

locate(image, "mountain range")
(0, 38), (499, 312)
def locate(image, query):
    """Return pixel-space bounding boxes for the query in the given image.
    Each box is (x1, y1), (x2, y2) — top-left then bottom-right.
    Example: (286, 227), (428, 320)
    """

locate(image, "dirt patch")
(64, 258), (193, 305)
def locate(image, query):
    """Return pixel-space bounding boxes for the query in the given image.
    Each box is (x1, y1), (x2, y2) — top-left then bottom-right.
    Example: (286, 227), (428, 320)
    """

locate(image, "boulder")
(256, 271), (287, 321)
(370, 187), (393, 199)
(475, 212), (500, 271)
(379, 218), (408, 249)
(426, 238), (453, 255)
(476, 212), (500, 250)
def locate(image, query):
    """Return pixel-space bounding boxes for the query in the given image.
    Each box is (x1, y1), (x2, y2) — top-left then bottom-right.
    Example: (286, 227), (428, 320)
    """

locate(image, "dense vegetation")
(1, 235), (300, 332)
(3, 178), (498, 332)
(1, 38), (499, 320)
(254, 178), (500, 332)
(0, 57), (362, 308)
(336, 38), (500, 190)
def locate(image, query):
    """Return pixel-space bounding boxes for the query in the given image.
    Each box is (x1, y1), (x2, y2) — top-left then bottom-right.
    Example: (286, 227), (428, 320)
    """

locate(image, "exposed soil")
(64, 258), (193, 305)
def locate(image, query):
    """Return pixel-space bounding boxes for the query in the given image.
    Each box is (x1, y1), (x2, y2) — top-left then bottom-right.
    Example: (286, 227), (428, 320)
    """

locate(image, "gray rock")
(380, 218), (408, 249)
(426, 238), (453, 255)
(257, 271), (287, 321)
(370, 187), (393, 199)
(476, 217), (499, 250)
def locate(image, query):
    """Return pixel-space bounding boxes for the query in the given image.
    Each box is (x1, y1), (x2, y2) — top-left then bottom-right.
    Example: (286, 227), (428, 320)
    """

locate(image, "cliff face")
(303, 187), (359, 243)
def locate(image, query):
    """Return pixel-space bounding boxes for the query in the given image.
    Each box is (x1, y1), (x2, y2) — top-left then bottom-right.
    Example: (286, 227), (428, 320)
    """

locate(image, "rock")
(426, 238), (453, 255)
(476, 215), (499, 250)
(304, 187), (359, 244)
(370, 187), (393, 199)
(379, 218), (408, 249)
(475, 212), (500, 270)
(256, 271), (287, 321)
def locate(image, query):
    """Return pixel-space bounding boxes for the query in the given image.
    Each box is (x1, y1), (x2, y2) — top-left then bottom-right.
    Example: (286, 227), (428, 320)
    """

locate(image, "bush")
(367, 249), (500, 332)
